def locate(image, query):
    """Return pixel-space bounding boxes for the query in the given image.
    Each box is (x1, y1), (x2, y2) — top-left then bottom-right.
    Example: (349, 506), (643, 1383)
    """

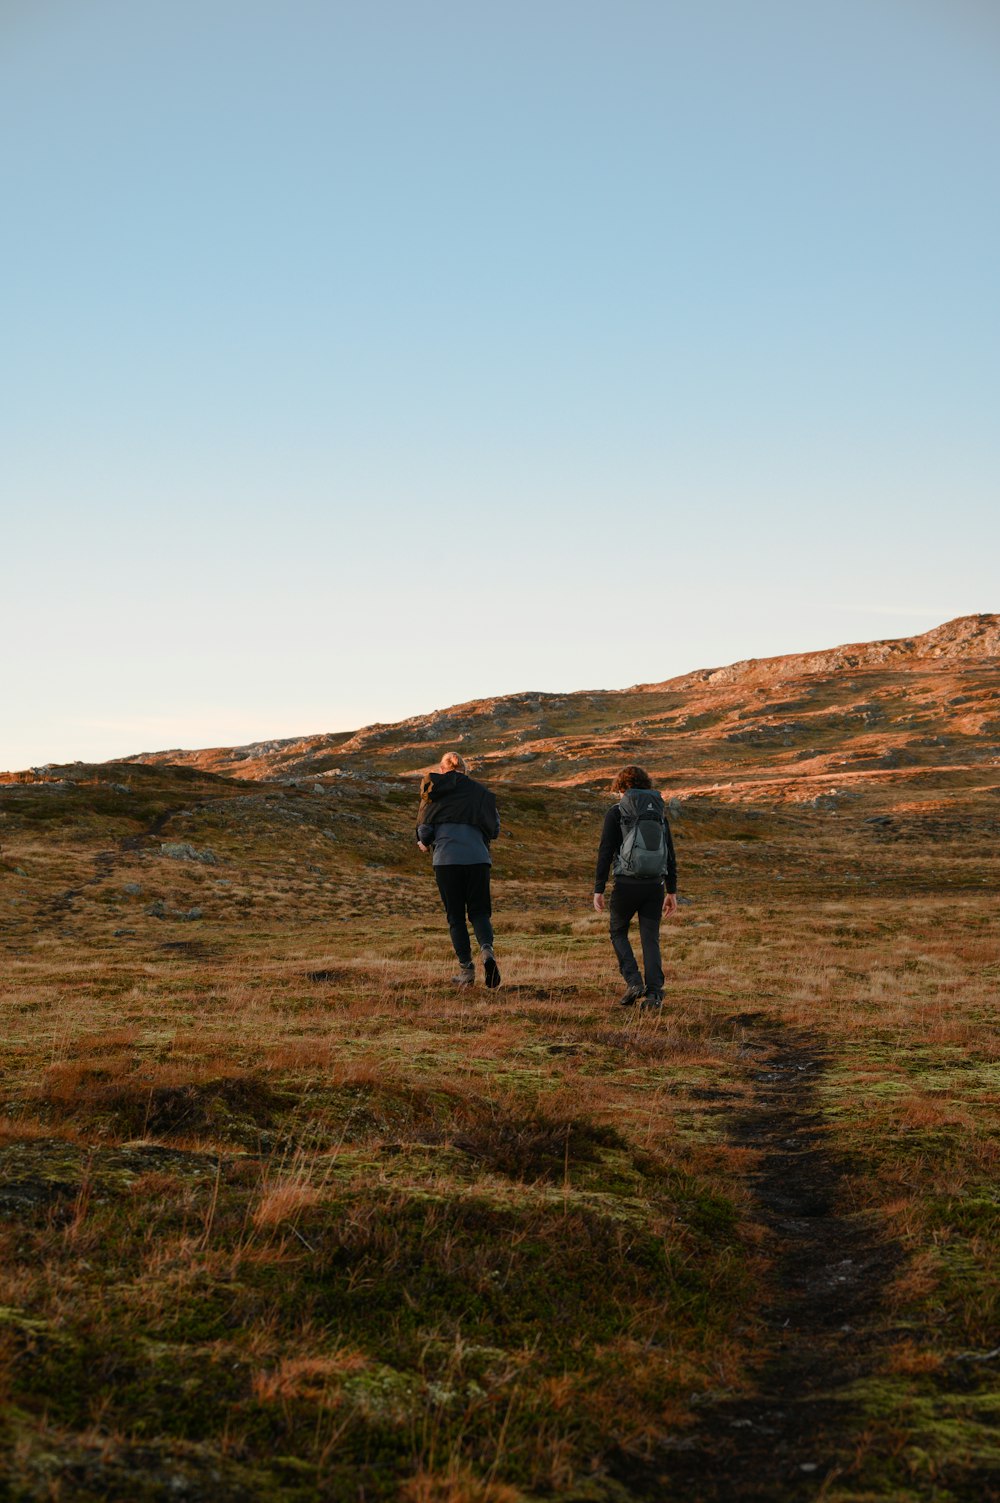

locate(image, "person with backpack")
(416, 752), (502, 988)
(593, 765), (678, 1009)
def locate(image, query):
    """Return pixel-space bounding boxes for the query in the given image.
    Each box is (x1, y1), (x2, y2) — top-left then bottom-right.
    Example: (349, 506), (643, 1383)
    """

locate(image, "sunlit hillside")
(122, 613), (1000, 803)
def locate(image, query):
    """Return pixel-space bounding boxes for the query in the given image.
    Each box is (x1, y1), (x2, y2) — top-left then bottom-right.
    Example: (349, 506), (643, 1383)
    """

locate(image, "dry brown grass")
(0, 738), (998, 1499)
(399, 1466), (522, 1503)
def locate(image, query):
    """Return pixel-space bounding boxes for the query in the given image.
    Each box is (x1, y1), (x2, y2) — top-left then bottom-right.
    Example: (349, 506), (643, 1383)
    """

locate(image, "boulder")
(160, 842), (219, 865)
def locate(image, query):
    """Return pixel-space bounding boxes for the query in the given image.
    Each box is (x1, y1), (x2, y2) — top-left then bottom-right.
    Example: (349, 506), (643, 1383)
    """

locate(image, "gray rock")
(160, 842), (219, 865)
(145, 900), (167, 918)
(875, 748), (916, 769)
(181, 906), (203, 921)
(122, 882), (142, 897)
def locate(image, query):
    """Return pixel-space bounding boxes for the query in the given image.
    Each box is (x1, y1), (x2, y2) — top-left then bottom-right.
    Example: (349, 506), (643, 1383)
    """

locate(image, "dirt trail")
(616, 1015), (897, 1501)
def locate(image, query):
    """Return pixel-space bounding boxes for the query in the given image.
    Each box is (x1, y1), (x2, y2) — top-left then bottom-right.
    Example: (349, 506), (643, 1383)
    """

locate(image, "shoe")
(482, 948), (501, 989)
(640, 993), (663, 1011)
(452, 964), (475, 986)
(618, 985), (644, 1007)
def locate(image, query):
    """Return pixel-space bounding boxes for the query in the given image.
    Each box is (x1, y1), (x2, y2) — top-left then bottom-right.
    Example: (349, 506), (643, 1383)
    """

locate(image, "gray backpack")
(613, 790), (669, 880)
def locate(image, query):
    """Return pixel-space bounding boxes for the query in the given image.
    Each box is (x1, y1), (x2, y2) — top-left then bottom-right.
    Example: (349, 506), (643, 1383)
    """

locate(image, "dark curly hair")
(611, 764), (653, 793)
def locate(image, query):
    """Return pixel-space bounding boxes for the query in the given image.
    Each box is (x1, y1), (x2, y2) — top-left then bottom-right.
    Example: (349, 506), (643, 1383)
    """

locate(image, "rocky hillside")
(658, 612), (1000, 690)
(111, 615), (1000, 812)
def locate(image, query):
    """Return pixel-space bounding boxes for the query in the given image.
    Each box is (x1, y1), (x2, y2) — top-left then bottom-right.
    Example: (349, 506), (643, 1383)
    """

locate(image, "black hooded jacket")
(415, 771), (501, 866)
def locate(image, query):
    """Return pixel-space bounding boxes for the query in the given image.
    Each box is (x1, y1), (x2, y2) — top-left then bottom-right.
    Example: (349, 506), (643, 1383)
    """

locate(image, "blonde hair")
(440, 751), (468, 773)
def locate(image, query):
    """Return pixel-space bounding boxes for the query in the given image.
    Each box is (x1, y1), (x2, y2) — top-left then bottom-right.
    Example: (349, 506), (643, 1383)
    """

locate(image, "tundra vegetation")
(0, 617), (997, 1500)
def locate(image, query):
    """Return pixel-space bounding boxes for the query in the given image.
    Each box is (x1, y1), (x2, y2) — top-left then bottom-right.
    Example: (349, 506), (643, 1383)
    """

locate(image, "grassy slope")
(0, 687), (998, 1500)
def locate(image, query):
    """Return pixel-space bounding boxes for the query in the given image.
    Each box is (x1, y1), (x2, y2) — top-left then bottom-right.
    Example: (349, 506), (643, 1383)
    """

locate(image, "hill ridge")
(7, 615), (998, 796)
(107, 614), (998, 788)
(653, 612), (999, 691)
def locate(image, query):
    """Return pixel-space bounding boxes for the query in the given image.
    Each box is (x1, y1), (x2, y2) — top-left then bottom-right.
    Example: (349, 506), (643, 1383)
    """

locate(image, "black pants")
(434, 864), (494, 965)
(609, 880), (664, 996)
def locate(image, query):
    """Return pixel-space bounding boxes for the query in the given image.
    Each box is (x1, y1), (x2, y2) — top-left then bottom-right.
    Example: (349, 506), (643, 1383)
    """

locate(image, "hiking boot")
(618, 985), (644, 1007)
(640, 993), (663, 1011)
(451, 963), (475, 987)
(482, 948), (501, 989)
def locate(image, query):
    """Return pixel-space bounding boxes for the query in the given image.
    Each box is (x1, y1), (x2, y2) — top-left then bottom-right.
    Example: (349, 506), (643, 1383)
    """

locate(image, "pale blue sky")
(3, 1), (998, 770)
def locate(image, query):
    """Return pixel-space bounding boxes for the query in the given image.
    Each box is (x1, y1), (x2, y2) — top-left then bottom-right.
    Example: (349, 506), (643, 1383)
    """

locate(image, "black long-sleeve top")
(594, 804), (677, 894)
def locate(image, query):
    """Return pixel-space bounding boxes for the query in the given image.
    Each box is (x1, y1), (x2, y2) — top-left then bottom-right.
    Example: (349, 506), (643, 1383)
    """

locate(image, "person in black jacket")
(593, 765), (678, 1010)
(416, 752), (502, 988)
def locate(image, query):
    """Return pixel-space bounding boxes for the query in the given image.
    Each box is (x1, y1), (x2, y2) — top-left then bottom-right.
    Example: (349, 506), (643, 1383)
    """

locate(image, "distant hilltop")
(101, 614), (1000, 797)
(653, 613), (1000, 691)
(6, 615), (997, 791)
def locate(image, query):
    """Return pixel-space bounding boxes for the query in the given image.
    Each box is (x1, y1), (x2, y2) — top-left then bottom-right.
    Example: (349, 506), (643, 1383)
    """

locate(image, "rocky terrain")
(115, 613), (1000, 806)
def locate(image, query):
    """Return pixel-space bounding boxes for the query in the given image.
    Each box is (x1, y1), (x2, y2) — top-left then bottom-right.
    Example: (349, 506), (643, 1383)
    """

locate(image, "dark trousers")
(609, 880), (664, 996)
(434, 864), (494, 965)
